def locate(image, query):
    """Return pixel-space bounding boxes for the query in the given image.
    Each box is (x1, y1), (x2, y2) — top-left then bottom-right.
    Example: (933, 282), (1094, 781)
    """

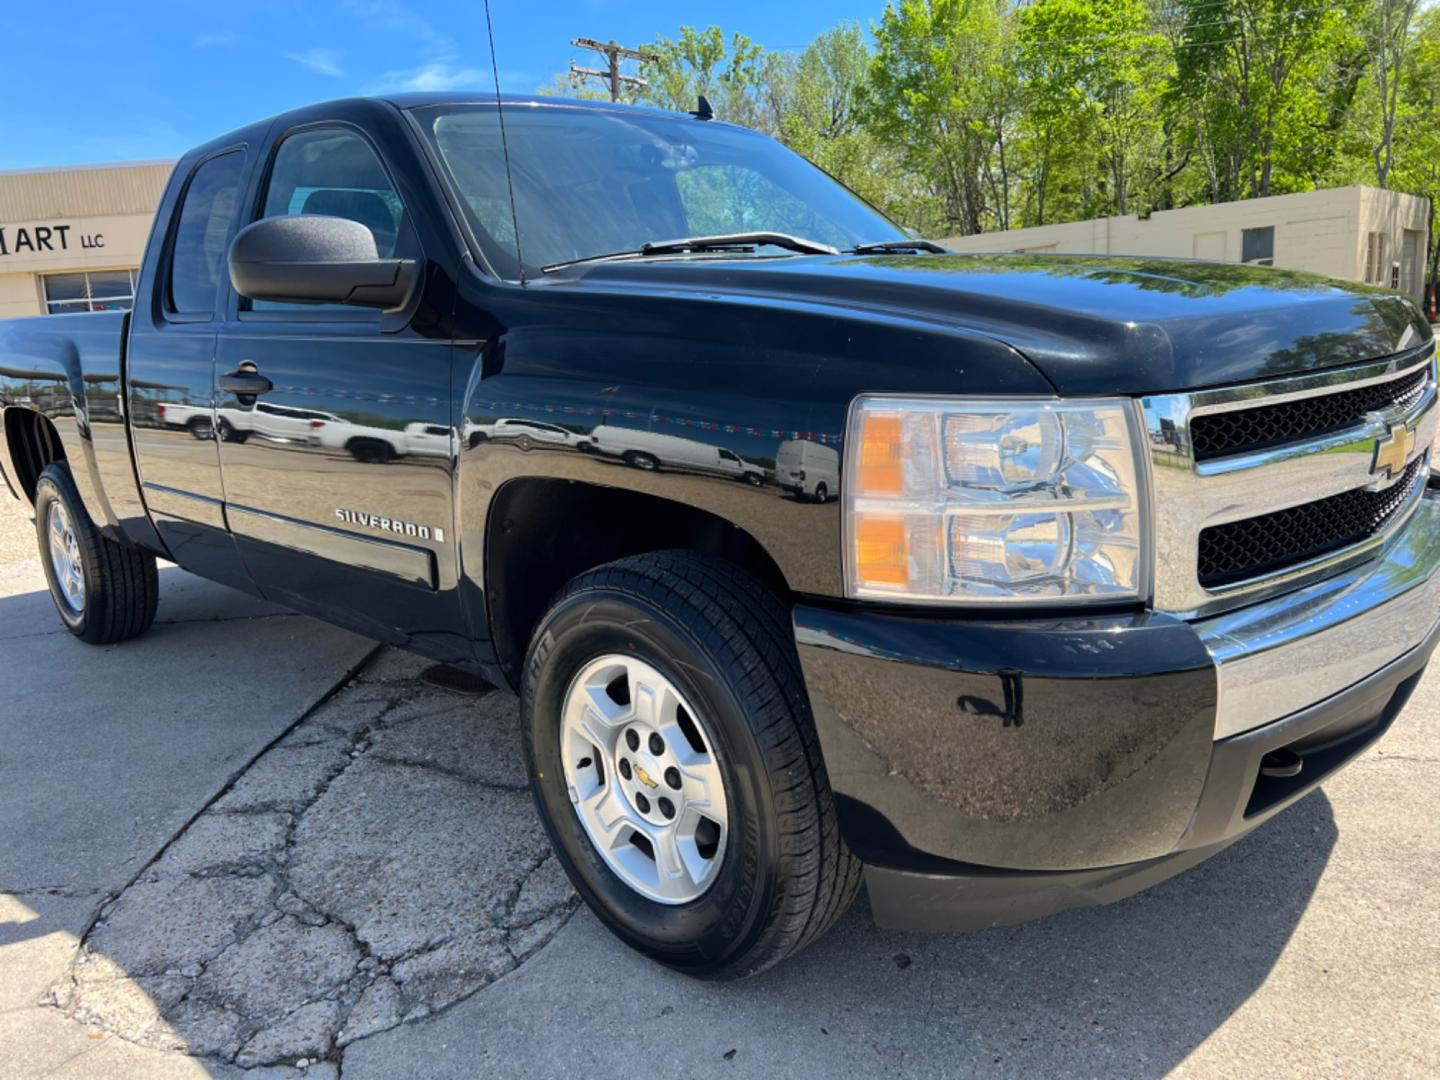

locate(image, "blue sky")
(0, 1), (880, 170)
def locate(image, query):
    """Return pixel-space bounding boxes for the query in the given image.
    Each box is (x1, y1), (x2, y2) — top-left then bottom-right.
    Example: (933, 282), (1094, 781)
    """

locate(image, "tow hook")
(1260, 748), (1303, 779)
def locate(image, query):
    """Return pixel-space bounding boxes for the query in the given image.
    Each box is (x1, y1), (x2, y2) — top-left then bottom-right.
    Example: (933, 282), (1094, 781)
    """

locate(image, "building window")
(1241, 226), (1274, 266)
(1364, 232), (1389, 284)
(43, 269), (138, 314)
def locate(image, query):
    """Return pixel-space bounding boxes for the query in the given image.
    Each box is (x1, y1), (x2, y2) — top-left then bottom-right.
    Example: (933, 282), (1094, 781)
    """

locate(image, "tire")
(743, 471), (763, 486)
(623, 451), (660, 472)
(186, 416), (214, 441)
(522, 551), (862, 979)
(812, 482), (829, 503)
(348, 438), (395, 464)
(34, 463), (159, 645)
(217, 418), (248, 444)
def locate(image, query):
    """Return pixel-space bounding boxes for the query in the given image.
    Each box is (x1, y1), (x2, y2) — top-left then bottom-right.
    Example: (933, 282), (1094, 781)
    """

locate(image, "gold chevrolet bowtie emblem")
(1371, 422), (1416, 481)
(632, 763), (659, 790)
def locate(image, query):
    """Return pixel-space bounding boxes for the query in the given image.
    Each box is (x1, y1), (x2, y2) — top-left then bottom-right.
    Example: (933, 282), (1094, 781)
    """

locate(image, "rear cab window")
(167, 151), (247, 318)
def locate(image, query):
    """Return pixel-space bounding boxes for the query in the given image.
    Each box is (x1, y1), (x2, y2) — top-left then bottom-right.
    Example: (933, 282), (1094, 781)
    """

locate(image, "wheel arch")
(2, 405), (69, 504)
(483, 476), (792, 690)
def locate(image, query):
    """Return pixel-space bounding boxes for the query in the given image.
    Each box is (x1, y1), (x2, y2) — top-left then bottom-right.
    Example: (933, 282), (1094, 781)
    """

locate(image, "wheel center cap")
(631, 761), (660, 790)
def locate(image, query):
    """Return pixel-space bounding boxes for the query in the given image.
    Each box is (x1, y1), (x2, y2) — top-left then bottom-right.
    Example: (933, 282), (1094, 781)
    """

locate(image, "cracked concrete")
(5, 503), (1439, 1078)
(46, 650), (577, 1070)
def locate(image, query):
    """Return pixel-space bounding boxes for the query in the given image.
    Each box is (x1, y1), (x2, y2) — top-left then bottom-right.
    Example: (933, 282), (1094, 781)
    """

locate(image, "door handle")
(218, 369), (274, 396)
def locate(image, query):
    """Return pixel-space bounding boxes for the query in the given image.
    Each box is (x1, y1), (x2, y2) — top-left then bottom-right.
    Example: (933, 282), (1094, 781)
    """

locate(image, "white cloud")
(340, 0), (450, 51)
(286, 48), (346, 78)
(370, 60), (494, 93)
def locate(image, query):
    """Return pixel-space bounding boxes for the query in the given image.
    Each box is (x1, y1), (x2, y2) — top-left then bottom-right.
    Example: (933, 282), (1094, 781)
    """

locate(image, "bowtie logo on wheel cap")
(1371, 421), (1416, 482)
(631, 763), (660, 790)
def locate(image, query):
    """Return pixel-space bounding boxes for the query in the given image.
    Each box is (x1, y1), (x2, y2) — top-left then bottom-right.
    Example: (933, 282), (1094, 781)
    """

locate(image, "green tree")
(535, 71), (612, 101)
(866, 0), (1016, 236)
(1173, 0), (1361, 200)
(774, 24), (924, 225)
(1387, 7), (1440, 281)
(1016, 0), (1173, 220)
(1358, 0), (1426, 188)
(635, 26), (784, 135)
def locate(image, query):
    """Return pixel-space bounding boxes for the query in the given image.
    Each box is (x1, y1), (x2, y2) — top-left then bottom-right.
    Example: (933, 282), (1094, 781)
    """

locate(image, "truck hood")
(570, 253), (1434, 396)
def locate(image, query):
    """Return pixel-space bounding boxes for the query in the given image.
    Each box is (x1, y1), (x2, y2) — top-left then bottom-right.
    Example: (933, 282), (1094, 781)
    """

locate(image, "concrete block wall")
(942, 186), (1430, 306)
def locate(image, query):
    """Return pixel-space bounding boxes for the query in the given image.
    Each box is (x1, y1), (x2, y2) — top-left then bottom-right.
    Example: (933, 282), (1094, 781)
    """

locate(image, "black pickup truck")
(3, 94), (1437, 979)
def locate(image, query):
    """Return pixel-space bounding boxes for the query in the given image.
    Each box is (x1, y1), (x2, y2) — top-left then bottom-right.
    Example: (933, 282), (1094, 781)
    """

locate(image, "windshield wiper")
(851, 239), (948, 255)
(641, 232), (839, 256)
(542, 231), (838, 274)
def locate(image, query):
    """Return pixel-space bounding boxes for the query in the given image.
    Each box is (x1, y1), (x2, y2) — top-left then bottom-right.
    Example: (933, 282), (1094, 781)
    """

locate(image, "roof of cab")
(182, 93), (724, 165)
(382, 92), (722, 125)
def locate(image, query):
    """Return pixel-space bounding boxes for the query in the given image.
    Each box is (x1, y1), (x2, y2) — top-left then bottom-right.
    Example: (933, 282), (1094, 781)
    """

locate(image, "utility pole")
(569, 38), (658, 102)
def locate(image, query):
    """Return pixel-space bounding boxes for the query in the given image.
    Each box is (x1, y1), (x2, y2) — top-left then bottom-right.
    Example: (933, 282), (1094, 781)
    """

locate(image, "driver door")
(214, 121), (461, 654)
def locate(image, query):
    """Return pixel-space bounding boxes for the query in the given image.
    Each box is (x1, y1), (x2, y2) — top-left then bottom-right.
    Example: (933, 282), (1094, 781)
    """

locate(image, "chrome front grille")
(1197, 454), (1427, 588)
(1140, 340), (1437, 618)
(1189, 364), (1428, 461)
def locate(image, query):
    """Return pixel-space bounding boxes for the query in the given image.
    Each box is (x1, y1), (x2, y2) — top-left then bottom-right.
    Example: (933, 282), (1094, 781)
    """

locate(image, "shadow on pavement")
(343, 771), (1338, 1080)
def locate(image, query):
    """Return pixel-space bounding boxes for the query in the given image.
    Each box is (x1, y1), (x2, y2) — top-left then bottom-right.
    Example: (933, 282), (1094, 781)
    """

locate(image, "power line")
(569, 38), (659, 102)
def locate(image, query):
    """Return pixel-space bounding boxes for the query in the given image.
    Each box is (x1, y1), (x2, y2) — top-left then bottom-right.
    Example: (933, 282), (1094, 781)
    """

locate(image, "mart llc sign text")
(0, 223), (105, 256)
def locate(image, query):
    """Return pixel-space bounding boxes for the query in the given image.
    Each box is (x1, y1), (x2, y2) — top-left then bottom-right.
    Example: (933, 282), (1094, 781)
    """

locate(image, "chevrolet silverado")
(2, 94), (1436, 978)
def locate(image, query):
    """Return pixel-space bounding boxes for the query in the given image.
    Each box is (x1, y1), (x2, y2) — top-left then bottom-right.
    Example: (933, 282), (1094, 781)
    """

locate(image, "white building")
(0, 161), (173, 320)
(941, 185), (1431, 308)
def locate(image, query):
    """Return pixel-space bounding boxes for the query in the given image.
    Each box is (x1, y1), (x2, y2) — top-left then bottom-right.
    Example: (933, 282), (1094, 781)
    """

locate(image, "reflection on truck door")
(126, 147), (254, 591)
(211, 122), (458, 642)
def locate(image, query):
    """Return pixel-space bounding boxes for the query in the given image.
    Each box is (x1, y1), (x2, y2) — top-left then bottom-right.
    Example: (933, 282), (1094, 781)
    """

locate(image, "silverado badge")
(1370, 421), (1416, 482)
(335, 508), (445, 543)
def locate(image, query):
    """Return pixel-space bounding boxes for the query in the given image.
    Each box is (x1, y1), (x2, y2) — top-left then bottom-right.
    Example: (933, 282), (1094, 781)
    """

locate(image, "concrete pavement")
(1, 494), (1438, 1078)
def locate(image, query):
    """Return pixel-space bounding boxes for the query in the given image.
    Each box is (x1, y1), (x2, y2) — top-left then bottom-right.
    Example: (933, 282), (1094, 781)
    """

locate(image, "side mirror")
(228, 215), (420, 312)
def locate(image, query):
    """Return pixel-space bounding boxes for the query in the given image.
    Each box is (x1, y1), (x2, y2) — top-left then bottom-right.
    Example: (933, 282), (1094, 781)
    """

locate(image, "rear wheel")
(623, 451), (660, 472)
(348, 438), (395, 463)
(812, 482), (829, 503)
(522, 551), (861, 979)
(34, 463), (158, 644)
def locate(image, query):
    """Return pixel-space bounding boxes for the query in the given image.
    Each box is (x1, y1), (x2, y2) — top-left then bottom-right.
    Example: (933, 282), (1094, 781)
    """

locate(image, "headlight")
(844, 396), (1149, 604)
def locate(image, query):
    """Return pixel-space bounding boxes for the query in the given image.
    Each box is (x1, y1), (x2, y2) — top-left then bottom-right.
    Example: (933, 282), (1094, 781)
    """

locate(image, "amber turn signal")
(853, 515), (909, 587)
(856, 413), (903, 495)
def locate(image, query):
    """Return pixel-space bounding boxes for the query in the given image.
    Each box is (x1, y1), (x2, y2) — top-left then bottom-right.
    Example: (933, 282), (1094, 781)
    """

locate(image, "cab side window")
(251, 127), (410, 312)
(168, 151), (246, 317)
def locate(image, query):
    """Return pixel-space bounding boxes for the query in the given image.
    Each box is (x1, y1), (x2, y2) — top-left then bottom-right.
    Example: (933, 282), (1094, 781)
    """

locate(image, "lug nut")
(625, 730), (640, 751)
(649, 733), (665, 755)
(619, 758), (632, 780)
(658, 797), (675, 819)
(635, 792), (651, 814)
(664, 767), (681, 789)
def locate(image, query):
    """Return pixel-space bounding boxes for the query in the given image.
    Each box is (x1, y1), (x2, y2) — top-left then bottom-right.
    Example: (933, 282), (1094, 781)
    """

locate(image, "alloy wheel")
(47, 501), (86, 614)
(560, 654), (729, 904)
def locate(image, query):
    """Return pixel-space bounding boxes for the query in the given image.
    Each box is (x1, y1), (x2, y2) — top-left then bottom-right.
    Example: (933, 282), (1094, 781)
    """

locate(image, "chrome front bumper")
(1197, 488), (1440, 738)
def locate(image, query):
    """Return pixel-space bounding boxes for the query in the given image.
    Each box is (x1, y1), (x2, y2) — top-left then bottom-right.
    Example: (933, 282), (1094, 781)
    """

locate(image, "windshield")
(413, 102), (907, 279)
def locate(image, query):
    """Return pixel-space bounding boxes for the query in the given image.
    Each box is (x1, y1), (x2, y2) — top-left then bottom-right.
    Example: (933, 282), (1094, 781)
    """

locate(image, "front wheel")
(34, 463), (158, 644)
(217, 418), (248, 444)
(522, 551), (861, 979)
